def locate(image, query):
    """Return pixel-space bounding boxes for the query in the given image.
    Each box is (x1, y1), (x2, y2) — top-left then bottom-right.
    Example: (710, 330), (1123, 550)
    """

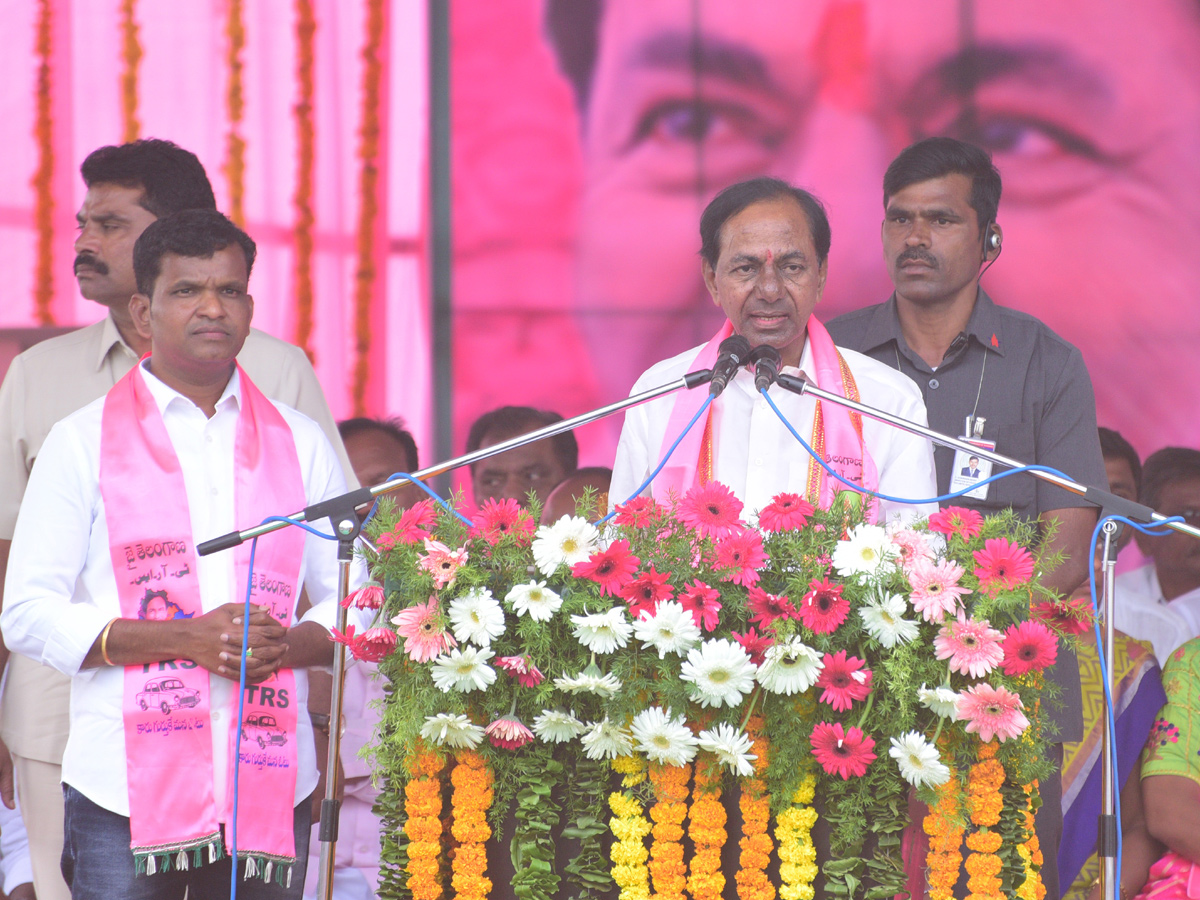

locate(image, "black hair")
(1098, 427), (1142, 495)
(1140, 447), (1200, 509)
(883, 137), (1002, 232)
(338, 416), (420, 471)
(133, 209), (257, 296)
(699, 177), (831, 268)
(81, 139), (216, 219)
(465, 406), (579, 474)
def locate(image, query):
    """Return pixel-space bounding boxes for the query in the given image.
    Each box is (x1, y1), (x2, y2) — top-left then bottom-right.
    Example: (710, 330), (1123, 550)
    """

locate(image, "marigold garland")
(647, 764), (690, 900)
(224, 0), (246, 226)
(31, 0), (54, 325)
(609, 791), (652, 900)
(1016, 781), (1045, 900)
(738, 716), (775, 900)
(688, 766), (726, 900)
(965, 742), (1005, 900)
(291, 0), (316, 361)
(118, 0), (141, 141)
(776, 772), (819, 900)
(450, 750), (493, 900)
(924, 774), (966, 900)
(404, 749), (445, 900)
(611, 754), (647, 788)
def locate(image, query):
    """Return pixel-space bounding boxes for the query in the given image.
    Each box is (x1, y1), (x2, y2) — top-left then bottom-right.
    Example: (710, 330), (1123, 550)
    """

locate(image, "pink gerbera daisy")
(619, 565), (675, 619)
(676, 482), (744, 540)
(799, 578), (850, 634)
(810, 721), (876, 779)
(391, 596), (457, 662)
(613, 496), (662, 528)
(571, 539), (641, 596)
(907, 558), (969, 623)
(934, 613), (1005, 678)
(418, 538), (469, 589)
(957, 684), (1030, 743)
(927, 506), (984, 541)
(376, 499), (438, 548)
(485, 715), (535, 750)
(890, 528), (936, 571)
(815, 650), (873, 712)
(495, 654), (545, 687)
(352, 627), (399, 663)
(342, 582), (386, 610)
(1000, 620), (1059, 675)
(757, 493), (815, 532)
(679, 580), (722, 632)
(1033, 597), (1093, 636)
(973, 538), (1036, 596)
(470, 498), (535, 546)
(731, 626), (773, 665)
(714, 529), (767, 586)
(747, 585), (799, 629)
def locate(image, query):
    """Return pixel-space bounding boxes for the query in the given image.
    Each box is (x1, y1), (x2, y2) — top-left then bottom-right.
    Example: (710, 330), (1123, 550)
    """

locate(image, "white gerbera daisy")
(447, 587), (506, 647)
(571, 607), (633, 654)
(756, 637), (824, 695)
(505, 580), (563, 622)
(430, 646), (496, 693)
(630, 707), (699, 766)
(532, 709), (586, 744)
(831, 523), (898, 579)
(697, 722), (757, 777)
(580, 717), (634, 760)
(859, 593), (920, 648)
(680, 638), (757, 708)
(554, 667), (623, 698)
(531, 516), (600, 576)
(632, 600), (701, 659)
(420, 713), (485, 749)
(889, 731), (951, 788)
(918, 683), (961, 720)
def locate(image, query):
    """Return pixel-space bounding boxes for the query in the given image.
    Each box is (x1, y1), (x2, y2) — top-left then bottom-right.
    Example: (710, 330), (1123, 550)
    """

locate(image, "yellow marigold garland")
(965, 742), (1005, 900)
(223, 0), (246, 226)
(609, 791), (652, 900)
(776, 772), (819, 900)
(738, 716), (775, 900)
(611, 754), (647, 788)
(450, 750), (493, 900)
(118, 0), (141, 141)
(688, 766), (726, 900)
(647, 764), (690, 900)
(291, 0), (316, 361)
(1016, 781), (1045, 900)
(404, 749), (445, 900)
(31, 0), (54, 325)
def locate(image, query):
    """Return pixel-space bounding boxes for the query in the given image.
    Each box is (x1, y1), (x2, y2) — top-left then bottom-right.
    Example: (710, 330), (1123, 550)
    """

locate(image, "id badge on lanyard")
(949, 416), (995, 501)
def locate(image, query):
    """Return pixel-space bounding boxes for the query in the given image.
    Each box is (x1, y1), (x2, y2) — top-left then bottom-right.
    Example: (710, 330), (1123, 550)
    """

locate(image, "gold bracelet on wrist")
(100, 617), (119, 667)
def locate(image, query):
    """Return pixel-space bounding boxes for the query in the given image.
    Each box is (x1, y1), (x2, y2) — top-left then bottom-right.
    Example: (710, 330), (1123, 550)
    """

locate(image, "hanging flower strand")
(118, 0), (142, 141)
(647, 763), (690, 900)
(31, 0), (54, 325)
(450, 750), (493, 900)
(223, 0), (247, 225)
(736, 716), (774, 900)
(291, 0), (316, 361)
(403, 748), (445, 900)
(687, 765), (726, 900)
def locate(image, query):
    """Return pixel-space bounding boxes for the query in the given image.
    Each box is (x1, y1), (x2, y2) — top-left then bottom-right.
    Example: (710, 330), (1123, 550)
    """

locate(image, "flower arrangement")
(363, 487), (1068, 900)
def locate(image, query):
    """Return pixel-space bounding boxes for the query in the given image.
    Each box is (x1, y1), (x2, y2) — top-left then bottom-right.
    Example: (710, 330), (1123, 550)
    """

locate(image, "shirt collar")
(95, 314), (141, 372)
(854, 287), (1006, 360)
(138, 358), (243, 417)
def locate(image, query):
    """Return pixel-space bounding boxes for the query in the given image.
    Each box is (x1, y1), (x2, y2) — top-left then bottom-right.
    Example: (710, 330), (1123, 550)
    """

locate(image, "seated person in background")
(1059, 427), (1166, 900)
(337, 416), (425, 510)
(466, 406), (577, 509)
(540, 466), (613, 524)
(1115, 448), (1200, 665)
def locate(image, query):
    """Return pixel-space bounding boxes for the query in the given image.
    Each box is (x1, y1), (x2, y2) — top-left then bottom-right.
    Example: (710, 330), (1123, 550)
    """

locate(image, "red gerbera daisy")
(1000, 620), (1059, 675)
(747, 585), (799, 629)
(973, 537), (1036, 596)
(810, 721), (876, 779)
(714, 529), (767, 586)
(1033, 596), (1093, 636)
(927, 506), (985, 541)
(757, 492), (815, 532)
(613, 496), (662, 528)
(676, 482), (744, 540)
(351, 626), (399, 663)
(619, 565), (675, 619)
(798, 578), (850, 634)
(470, 497), (535, 546)
(816, 650), (873, 712)
(571, 539), (640, 596)
(679, 580), (722, 632)
(342, 582), (385, 610)
(376, 499), (438, 548)
(731, 626), (773, 665)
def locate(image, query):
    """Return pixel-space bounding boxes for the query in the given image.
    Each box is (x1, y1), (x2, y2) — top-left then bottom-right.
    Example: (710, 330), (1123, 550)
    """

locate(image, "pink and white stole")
(100, 362), (307, 879)
(654, 318), (880, 520)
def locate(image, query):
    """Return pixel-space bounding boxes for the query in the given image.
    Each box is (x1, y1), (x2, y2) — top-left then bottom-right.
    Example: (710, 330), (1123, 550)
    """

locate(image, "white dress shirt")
(1113, 563), (1200, 666)
(611, 336), (938, 523)
(2, 363), (369, 817)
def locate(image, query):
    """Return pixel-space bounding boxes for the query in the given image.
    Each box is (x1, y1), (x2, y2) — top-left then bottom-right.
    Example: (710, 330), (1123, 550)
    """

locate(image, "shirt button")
(206, 435), (214, 443)
(212, 487), (219, 496)
(755, 457), (764, 466)
(212, 710), (222, 721)
(928, 378), (940, 390)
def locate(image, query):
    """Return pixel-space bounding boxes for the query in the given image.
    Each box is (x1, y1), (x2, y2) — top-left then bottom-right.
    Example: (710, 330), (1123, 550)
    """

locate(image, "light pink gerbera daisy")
(678, 580), (722, 632)
(342, 582), (386, 610)
(956, 683), (1030, 742)
(890, 528), (936, 571)
(815, 650), (873, 712)
(973, 538), (1036, 597)
(676, 482), (744, 540)
(934, 613), (1005, 678)
(571, 539), (641, 597)
(391, 596), (457, 662)
(927, 506), (984, 541)
(495, 654), (545, 687)
(485, 715), (535, 750)
(418, 538), (469, 589)
(1000, 620), (1058, 676)
(907, 558), (970, 623)
(757, 493), (815, 532)
(714, 529), (767, 586)
(810, 721), (876, 779)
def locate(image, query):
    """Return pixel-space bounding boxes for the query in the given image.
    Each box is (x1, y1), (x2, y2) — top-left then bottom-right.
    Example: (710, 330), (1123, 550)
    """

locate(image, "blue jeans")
(61, 785), (311, 900)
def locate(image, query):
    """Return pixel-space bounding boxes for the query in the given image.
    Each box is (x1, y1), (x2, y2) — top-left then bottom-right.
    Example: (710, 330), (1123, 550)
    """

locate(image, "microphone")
(708, 335), (753, 397)
(750, 344), (782, 392)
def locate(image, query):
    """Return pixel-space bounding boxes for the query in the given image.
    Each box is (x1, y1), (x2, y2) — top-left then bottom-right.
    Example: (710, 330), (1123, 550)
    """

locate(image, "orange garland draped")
(31, 0), (54, 325)
(965, 742), (1006, 900)
(687, 766), (727, 900)
(224, 0), (247, 226)
(738, 717), (775, 900)
(119, 0), (142, 142)
(291, 0), (316, 361)
(404, 749), (445, 900)
(351, 0), (385, 414)
(647, 764), (690, 900)
(450, 750), (493, 900)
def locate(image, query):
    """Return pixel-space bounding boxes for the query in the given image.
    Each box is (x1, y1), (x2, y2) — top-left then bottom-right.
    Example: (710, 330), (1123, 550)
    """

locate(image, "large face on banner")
(566, 0), (1200, 452)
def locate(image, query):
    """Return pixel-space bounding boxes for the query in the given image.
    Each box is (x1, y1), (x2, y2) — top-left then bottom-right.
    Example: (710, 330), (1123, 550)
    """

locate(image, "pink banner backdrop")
(451, 0), (1200, 472)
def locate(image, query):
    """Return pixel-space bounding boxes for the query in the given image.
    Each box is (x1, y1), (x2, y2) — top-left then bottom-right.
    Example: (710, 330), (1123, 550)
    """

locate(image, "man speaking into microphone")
(610, 177), (937, 521)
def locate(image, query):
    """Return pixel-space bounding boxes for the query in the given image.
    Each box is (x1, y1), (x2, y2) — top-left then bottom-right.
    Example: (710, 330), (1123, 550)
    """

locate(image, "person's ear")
(702, 258), (720, 307)
(130, 293), (153, 342)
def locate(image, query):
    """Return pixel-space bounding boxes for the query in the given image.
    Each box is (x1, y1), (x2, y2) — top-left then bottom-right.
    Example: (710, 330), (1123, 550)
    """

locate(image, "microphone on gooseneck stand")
(750, 344), (782, 393)
(708, 335), (753, 398)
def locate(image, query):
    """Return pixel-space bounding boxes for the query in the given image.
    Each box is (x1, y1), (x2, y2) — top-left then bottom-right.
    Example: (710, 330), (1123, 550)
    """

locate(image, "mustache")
(896, 248), (937, 267)
(74, 253), (108, 275)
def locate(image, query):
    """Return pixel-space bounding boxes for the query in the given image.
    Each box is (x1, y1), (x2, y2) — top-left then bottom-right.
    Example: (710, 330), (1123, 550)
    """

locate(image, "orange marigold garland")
(31, 0), (54, 325)
(1015, 781), (1045, 900)
(776, 772), (819, 900)
(224, 0), (247, 225)
(609, 791), (651, 900)
(404, 749), (445, 900)
(965, 742), (1005, 900)
(688, 766), (726, 900)
(291, 0), (316, 361)
(118, 0), (141, 141)
(647, 764), (690, 900)
(450, 750), (493, 900)
(924, 773), (966, 900)
(738, 716), (775, 900)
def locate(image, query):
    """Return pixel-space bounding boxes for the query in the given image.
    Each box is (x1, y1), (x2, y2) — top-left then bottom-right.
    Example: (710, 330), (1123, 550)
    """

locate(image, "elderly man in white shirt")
(611, 177), (937, 520)
(2, 210), (367, 900)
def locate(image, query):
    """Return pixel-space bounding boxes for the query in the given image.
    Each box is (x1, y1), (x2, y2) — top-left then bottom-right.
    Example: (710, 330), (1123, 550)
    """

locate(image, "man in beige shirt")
(0, 138), (353, 900)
